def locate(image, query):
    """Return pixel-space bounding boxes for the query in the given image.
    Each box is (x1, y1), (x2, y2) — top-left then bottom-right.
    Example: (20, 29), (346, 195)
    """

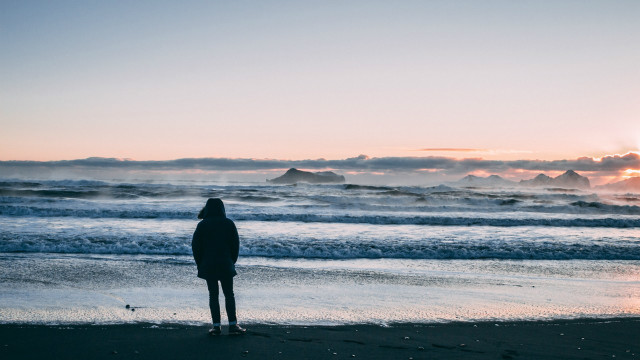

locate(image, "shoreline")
(3, 253), (638, 325)
(1, 317), (638, 359)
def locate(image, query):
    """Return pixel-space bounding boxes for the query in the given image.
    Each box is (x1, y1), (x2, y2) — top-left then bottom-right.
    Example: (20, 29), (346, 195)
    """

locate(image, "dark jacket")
(192, 198), (239, 280)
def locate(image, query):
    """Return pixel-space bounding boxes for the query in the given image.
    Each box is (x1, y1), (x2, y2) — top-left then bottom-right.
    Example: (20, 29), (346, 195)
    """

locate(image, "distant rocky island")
(520, 170), (591, 189)
(596, 177), (640, 192)
(268, 168), (346, 184)
(454, 170), (591, 190)
(456, 174), (516, 187)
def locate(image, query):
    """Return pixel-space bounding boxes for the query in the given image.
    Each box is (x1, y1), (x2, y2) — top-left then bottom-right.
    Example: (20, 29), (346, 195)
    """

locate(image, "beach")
(1, 180), (639, 358)
(1, 253), (638, 324)
(2, 319), (639, 359)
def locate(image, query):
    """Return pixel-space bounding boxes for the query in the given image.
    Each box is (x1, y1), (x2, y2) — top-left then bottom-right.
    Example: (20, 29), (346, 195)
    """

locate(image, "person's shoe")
(208, 326), (222, 336)
(228, 324), (246, 335)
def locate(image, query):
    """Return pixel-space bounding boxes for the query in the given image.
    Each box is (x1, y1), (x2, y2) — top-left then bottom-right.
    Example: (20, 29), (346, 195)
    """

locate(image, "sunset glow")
(593, 151), (640, 162)
(1, 1), (639, 168)
(0, 0), (639, 187)
(624, 169), (640, 177)
(1, 2), (640, 350)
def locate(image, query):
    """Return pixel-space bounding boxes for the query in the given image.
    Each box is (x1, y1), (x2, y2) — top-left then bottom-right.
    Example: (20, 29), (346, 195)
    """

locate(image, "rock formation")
(520, 170), (590, 189)
(268, 168), (345, 184)
(455, 174), (516, 187)
(454, 170), (591, 190)
(596, 177), (640, 192)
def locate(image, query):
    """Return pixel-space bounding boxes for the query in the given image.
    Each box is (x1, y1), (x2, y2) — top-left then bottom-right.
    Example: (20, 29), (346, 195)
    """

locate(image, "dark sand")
(1, 318), (638, 359)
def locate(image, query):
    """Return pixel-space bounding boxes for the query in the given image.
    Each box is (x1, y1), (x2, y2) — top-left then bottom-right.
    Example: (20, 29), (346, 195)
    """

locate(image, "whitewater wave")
(0, 205), (196, 219)
(1, 232), (638, 260)
(2, 179), (639, 263)
(0, 180), (222, 200)
(231, 213), (640, 228)
(1, 204), (639, 227)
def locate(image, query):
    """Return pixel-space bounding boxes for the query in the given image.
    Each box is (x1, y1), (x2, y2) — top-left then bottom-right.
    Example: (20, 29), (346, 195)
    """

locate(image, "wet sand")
(1, 318), (638, 359)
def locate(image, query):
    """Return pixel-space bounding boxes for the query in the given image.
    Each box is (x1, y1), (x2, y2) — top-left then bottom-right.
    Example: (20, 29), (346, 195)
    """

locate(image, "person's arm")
(192, 223), (203, 266)
(229, 221), (239, 264)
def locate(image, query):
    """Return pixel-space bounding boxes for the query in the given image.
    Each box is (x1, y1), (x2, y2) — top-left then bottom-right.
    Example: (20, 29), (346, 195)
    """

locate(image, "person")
(192, 198), (246, 335)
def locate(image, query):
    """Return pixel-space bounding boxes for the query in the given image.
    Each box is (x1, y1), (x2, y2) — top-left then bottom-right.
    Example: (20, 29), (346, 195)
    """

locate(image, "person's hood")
(198, 198), (226, 219)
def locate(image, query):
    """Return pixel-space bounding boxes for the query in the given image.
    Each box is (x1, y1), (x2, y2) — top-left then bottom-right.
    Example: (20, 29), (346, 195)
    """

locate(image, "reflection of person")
(192, 198), (246, 335)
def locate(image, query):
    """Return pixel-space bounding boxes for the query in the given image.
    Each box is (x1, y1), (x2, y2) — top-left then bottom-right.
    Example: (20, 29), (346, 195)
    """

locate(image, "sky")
(1, 0), (639, 183)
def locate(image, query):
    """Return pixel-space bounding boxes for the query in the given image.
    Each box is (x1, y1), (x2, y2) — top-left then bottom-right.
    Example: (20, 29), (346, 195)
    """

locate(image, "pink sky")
(1, 1), (639, 177)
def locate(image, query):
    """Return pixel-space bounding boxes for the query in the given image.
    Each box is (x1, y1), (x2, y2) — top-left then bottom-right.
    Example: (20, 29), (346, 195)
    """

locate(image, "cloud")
(417, 148), (486, 152)
(2, 152), (639, 175)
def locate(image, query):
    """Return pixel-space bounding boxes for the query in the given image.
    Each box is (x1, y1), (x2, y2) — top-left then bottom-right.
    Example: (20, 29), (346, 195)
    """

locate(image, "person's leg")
(206, 279), (221, 326)
(219, 277), (237, 324)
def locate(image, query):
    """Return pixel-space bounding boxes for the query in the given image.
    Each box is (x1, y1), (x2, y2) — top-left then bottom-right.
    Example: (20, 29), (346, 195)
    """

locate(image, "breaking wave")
(1, 232), (638, 260)
(1, 204), (640, 227)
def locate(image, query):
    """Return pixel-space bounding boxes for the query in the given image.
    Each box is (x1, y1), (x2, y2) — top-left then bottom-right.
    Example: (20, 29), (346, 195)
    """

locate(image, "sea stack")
(520, 170), (590, 189)
(455, 174), (516, 187)
(268, 168), (346, 184)
(553, 170), (590, 189)
(519, 174), (554, 187)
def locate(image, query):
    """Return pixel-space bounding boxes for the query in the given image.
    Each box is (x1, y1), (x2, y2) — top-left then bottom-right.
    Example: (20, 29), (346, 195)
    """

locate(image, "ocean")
(0, 179), (639, 325)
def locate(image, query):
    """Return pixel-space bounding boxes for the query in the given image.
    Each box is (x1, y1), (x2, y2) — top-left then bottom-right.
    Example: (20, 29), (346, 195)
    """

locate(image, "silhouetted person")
(192, 198), (246, 335)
